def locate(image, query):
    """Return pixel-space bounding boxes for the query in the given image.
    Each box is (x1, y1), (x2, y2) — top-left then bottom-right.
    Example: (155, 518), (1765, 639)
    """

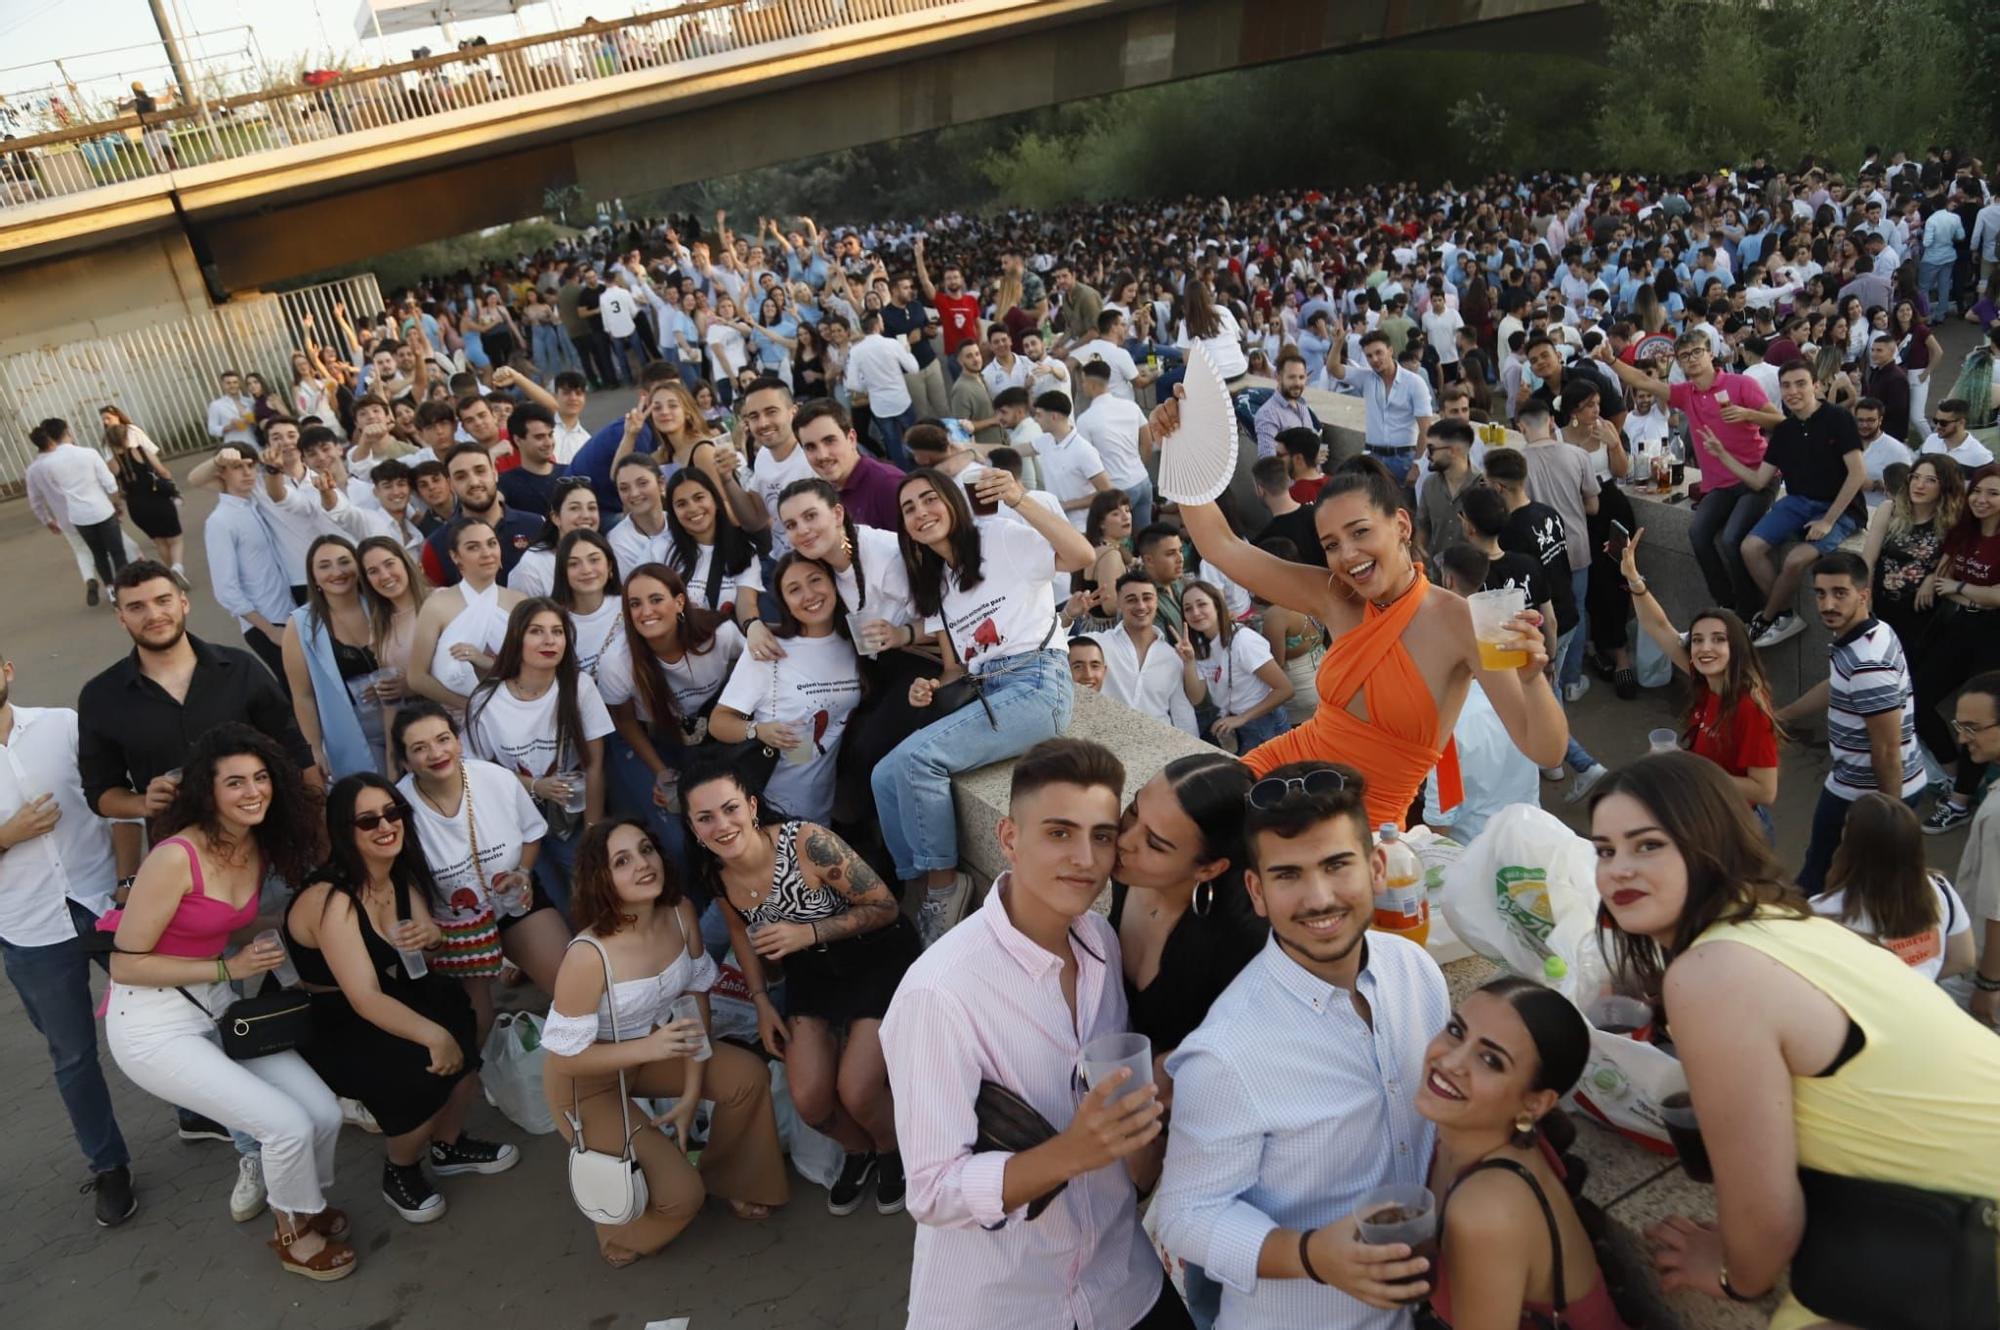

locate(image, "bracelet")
(1974, 974), (2000, 993)
(1298, 1228), (1329, 1285)
(117, 875), (137, 890)
(810, 921), (820, 946)
(1626, 580), (1648, 597)
(216, 957), (230, 984)
(1717, 1263), (1759, 1303)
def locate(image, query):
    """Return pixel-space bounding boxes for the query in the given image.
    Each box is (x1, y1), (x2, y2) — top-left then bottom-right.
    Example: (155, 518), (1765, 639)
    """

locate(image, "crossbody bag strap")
(460, 761), (488, 895)
(1447, 1157), (1568, 1319)
(704, 540), (727, 613)
(564, 934), (641, 1158)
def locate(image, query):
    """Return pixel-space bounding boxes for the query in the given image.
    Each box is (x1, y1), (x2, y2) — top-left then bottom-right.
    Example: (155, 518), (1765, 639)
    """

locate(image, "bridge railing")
(0, 0), (964, 213)
(0, 275), (384, 493)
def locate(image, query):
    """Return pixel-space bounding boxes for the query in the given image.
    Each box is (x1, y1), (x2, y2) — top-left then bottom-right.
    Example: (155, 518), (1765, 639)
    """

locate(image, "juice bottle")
(1372, 824), (1430, 947)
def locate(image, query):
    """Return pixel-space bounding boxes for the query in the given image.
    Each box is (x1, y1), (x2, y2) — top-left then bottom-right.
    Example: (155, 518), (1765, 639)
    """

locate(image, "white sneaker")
(1541, 766), (1568, 783)
(1754, 612), (1805, 648)
(340, 1097), (382, 1134)
(1562, 677), (1592, 704)
(917, 872), (974, 947)
(229, 1153), (267, 1223)
(1564, 764), (1611, 805)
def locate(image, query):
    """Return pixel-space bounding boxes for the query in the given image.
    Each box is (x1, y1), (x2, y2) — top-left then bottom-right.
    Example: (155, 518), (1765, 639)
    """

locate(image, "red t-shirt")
(1290, 475), (1327, 505)
(1944, 521), (2000, 587)
(933, 291), (981, 354)
(1687, 690), (1778, 782)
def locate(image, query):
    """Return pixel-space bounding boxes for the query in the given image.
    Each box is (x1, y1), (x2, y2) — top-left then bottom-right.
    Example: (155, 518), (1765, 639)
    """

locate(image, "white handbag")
(563, 935), (650, 1227)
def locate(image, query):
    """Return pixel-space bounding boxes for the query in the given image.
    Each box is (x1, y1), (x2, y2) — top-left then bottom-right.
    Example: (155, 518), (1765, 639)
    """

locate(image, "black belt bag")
(1790, 1165), (1998, 1330)
(179, 978), (314, 1061)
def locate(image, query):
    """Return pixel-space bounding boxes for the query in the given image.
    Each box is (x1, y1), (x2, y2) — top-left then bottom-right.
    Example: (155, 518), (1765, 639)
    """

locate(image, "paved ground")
(0, 351), (1980, 1328)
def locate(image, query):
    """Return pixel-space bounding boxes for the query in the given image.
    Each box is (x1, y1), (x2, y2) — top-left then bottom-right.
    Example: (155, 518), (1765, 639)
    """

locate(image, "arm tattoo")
(802, 828), (897, 939)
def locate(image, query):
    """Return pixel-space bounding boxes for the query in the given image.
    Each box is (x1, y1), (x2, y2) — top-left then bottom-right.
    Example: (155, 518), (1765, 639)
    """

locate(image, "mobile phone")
(1607, 520), (1632, 558)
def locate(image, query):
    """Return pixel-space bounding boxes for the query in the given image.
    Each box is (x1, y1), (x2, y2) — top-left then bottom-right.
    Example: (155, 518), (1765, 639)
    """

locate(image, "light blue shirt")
(1922, 209), (1965, 266)
(1154, 933), (1450, 1330)
(205, 493), (296, 632)
(1333, 361), (1434, 448)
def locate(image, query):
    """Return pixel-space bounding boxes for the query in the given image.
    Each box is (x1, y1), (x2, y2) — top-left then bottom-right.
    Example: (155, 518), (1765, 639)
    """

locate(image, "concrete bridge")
(0, 0), (1592, 356)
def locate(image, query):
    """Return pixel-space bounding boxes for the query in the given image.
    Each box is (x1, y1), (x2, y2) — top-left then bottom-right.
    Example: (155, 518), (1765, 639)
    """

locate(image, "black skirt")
(300, 973), (479, 1136)
(779, 914), (921, 1027)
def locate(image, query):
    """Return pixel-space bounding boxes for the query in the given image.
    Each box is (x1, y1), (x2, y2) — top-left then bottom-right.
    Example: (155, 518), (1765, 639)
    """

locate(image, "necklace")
(1371, 564), (1420, 610)
(417, 774), (463, 818)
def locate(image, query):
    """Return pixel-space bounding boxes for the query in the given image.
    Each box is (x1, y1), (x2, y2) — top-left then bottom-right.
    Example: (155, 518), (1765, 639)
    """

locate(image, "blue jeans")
(1689, 483), (1773, 617)
(873, 405), (916, 470)
(609, 333), (648, 385)
(1229, 707), (1291, 751)
(1121, 476), (1156, 532)
(1750, 492), (1862, 554)
(1919, 258), (1955, 316)
(1, 899), (131, 1173)
(1560, 566), (1590, 690)
(872, 650), (1075, 879)
(603, 733), (696, 899)
(534, 815), (583, 922)
(530, 323), (580, 377)
(1800, 784), (1921, 894)
(1366, 444), (1420, 487)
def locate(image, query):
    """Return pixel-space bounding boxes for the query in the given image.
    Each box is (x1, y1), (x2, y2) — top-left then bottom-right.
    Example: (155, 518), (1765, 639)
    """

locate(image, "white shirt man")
(1032, 417), (1111, 533)
(0, 699), (117, 947)
(25, 438), (119, 531)
(1098, 581), (1198, 735)
(845, 325), (920, 417)
(206, 389), (256, 449)
(982, 346), (1031, 396)
(1069, 336), (1143, 401)
(597, 282), (638, 339)
(1075, 384), (1151, 495)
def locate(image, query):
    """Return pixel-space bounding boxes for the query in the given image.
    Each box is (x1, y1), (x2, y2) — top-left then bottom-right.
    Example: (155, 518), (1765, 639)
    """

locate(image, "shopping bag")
(770, 1062), (845, 1189)
(482, 1010), (557, 1135)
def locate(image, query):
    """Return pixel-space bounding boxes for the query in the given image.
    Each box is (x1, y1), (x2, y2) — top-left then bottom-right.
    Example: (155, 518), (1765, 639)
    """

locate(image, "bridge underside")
(0, 0), (1595, 355)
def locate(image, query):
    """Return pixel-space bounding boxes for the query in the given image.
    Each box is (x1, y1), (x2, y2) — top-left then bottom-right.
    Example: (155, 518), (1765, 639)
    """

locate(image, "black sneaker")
(1614, 667), (1638, 701)
(83, 1167), (137, 1227)
(383, 1160), (447, 1223)
(874, 1151), (906, 1216)
(85, 579), (100, 608)
(828, 1151), (877, 1216)
(177, 1111), (232, 1143)
(429, 1134), (520, 1176)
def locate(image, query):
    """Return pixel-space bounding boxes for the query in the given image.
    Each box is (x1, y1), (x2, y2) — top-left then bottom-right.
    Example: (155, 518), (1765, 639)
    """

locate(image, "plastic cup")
(1648, 728), (1680, 753)
(1466, 585), (1530, 671)
(253, 928), (301, 989)
(1660, 1090), (1713, 1183)
(557, 769), (587, 814)
(1079, 1031), (1153, 1092)
(779, 713), (815, 766)
(489, 870), (531, 918)
(654, 769), (681, 814)
(1356, 1182), (1439, 1298)
(1586, 994), (1654, 1040)
(669, 994), (712, 1062)
(847, 611), (886, 658)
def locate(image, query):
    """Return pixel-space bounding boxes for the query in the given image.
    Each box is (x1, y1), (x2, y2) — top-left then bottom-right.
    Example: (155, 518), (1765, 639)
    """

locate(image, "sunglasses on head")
(352, 805), (409, 832)
(1248, 767), (1351, 810)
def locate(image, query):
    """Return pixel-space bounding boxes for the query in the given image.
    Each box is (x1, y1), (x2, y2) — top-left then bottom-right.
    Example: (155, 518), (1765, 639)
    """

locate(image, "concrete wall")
(0, 232), (213, 358)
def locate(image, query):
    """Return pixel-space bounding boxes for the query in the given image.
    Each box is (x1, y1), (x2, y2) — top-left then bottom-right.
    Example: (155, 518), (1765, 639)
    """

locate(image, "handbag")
(929, 613), (1062, 730)
(432, 761), (506, 978)
(563, 934), (651, 1227)
(699, 659), (782, 793)
(178, 974), (314, 1061)
(972, 1080), (1067, 1221)
(1789, 1166), (1998, 1330)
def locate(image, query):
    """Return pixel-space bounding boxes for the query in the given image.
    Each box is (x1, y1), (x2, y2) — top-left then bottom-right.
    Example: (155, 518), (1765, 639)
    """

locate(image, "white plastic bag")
(482, 1011), (557, 1135)
(1439, 804), (1598, 975)
(769, 1062), (844, 1189)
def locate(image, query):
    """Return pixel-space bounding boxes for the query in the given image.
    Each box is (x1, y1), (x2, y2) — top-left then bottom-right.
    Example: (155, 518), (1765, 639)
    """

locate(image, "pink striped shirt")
(880, 876), (1164, 1330)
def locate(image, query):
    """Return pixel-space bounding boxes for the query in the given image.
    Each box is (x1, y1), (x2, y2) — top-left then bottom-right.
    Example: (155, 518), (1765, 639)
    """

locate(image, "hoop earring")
(1512, 1112), (1539, 1149)
(1193, 880), (1214, 918)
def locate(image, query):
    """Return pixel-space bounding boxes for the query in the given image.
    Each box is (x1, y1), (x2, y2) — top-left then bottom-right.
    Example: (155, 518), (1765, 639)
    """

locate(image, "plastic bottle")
(1372, 824), (1430, 947)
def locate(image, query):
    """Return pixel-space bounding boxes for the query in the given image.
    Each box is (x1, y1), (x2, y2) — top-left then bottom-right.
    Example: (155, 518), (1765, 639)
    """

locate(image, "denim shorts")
(1750, 492), (1860, 553)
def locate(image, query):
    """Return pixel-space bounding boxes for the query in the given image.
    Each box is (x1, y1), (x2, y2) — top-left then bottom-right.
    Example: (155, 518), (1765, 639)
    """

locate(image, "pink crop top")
(96, 837), (262, 958)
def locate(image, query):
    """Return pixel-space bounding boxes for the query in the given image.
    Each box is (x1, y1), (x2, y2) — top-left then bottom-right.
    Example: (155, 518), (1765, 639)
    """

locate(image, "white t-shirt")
(464, 674), (616, 779)
(825, 522), (916, 629)
(599, 285), (638, 339)
(1422, 307), (1466, 364)
(678, 541), (764, 617)
(397, 759), (546, 922)
(1035, 429), (1108, 531)
(569, 599), (623, 678)
(1812, 873), (1969, 981)
(715, 633), (863, 825)
(596, 619), (746, 725)
(1175, 307), (1249, 379)
(922, 520), (1060, 673)
(507, 546), (558, 599)
(706, 321), (748, 382)
(749, 443), (816, 557)
(1861, 434), (1912, 506)
(1193, 628), (1278, 716)
(1075, 395), (1150, 489)
(1070, 338), (1141, 400)
(607, 512), (670, 576)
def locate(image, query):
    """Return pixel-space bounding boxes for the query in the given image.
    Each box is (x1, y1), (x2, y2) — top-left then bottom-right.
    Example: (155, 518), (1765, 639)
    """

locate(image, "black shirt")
(879, 299), (937, 369)
(496, 462), (570, 518)
(1533, 360), (1627, 428)
(77, 635), (314, 816)
(1766, 402), (1863, 516)
(1107, 880), (1269, 1054)
(1483, 549), (1563, 632)
(1499, 500), (1578, 634)
(1255, 504), (1328, 568)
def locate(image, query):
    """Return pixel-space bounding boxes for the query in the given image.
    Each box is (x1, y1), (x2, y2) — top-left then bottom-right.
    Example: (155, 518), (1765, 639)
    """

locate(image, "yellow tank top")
(1690, 913), (2000, 1199)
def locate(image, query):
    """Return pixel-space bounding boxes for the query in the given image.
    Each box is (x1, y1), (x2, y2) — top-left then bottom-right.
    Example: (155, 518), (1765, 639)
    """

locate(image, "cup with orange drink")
(1466, 585), (1530, 671)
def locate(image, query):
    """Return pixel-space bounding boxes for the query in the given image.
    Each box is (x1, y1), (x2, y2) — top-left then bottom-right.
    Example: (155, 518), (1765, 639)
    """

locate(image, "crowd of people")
(7, 150), (2000, 1327)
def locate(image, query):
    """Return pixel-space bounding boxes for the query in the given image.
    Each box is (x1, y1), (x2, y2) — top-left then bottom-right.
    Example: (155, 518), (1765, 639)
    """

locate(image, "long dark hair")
(313, 772), (445, 914)
(1181, 579), (1235, 659)
(571, 816), (683, 939)
(158, 723), (322, 886)
(897, 467), (984, 618)
(1823, 792), (1940, 940)
(776, 477), (864, 603)
(552, 528), (620, 612)
(1157, 751), (1259, 919)
(1477, 975), (1591, 1096)
(468, 597), (588, 777)
(1589, 752), (1808, 998)
(679, 752), (791, 907)
(769, 551), (851, 642)
(620, 563), (726, 733)
(1678, 608), (1779, 760)
(664, 466), (754, 590)
(355, 536), (429, 654)
(531, 475), (600, 553)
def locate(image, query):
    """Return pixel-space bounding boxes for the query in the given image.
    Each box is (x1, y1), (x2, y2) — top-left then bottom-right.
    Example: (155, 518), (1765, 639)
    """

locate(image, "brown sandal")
(308, 1207), (351, 1241)
(269, 1230), (358, 1282)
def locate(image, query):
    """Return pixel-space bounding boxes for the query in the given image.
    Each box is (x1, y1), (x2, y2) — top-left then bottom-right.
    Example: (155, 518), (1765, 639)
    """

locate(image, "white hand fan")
(1156, 342), (1236, 506)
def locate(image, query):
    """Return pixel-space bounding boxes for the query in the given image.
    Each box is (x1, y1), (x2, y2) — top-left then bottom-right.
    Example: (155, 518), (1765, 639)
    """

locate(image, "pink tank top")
(96, 836), (262, 958)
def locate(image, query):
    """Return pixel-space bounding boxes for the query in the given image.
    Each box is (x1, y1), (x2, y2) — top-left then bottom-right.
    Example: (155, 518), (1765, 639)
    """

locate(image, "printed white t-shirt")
(715, 633), (863, 824)
(1194, 629), (1278, 715)
(569, 600), (623, 679)
(833, 524), (917, 629)
(922, 521), (1060, 674)
(464, 674), (616, 779)
(596, 619), (746, 725)
(750, 444), (816, 557)
(1812, 873), (1969, 982)
(397, 759), (546, 921)
(678, 541), (765, 617)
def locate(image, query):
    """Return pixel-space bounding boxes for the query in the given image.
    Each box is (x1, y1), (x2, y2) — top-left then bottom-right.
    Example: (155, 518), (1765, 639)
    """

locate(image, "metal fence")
(0, 0), (975, 211)
(0, 275), (383, 493)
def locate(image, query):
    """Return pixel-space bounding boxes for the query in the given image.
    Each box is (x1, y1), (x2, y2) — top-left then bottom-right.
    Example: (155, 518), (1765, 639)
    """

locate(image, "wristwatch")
(1717, 1262), (1759, 1303)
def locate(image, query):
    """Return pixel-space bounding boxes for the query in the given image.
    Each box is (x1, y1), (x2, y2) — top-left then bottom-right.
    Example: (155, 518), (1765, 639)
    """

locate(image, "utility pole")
(146, 0), (198, 104)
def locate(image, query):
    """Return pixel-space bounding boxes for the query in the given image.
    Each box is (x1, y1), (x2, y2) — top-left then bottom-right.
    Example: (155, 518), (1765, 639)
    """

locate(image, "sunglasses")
(352, 805), (409, 832)
(1248, 767), (1351, 810)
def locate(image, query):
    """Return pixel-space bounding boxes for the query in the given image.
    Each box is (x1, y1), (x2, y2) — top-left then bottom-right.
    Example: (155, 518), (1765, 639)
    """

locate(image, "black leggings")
(1585, 484), (1636, 657)
(1909, 606), (2000, 797)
